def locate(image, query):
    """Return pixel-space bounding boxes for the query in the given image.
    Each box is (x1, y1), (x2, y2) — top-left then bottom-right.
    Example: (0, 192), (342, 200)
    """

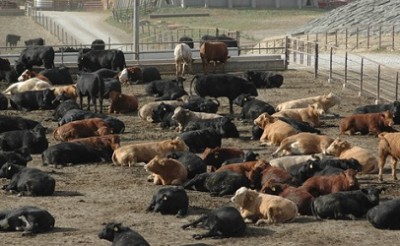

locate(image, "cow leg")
(181, 216), (206, 229)
(175, 62), (180, 77)
(228, 99), (234, 115)
(378, 148), (388, 181)
(390, 157), (398, 180)
(99, 97), (103, 114)
(92, 96), (97, 113)
(86, 96), (91, 111)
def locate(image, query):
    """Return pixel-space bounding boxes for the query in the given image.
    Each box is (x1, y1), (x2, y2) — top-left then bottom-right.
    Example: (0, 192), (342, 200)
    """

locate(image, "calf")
(53, 118), (112, 141)
(271, 132), (334, 158)
(10, 88), (56, 111)
(262, 180), (314, 215)
(118, 66), (143, 84)
(222, 151), (259, 165)
(98, 223), (150, 246)
(190, 74), (258, 114)
(76, 72), (105, 113)
(183, 170), (250, 197)
(152, 102), (178, 128)
(354, 100), (400, 124)
(377, 132), (400, 181)
(182, 207), (246, 240)
(231, 187), (298, 225)
(0, 149), (32, 168)
(272, 102), (325, 127)
(166, 151), (206, 179)
(339, 111), (395, 135)
(253, 113), (298, 146)
(199, 41), (230, 74)
(0, 115), (40, 133)
(69, 135), (120, 161)
(24, 38), (45, 46)
(40, 65), (74, 85)
(112, 137), (189, 167)
(174, 43), (193, 77)
(184, 117), (239, 138)
(179, 128), (222, 153)
(300, 169), (359, 197)
(326, 138), (379, 174)
(233, 94), (276, 120)
(172, 106), (222, 132)
(244, 70), (284, 88)
(144, 155), (188, 185)
(0, 163), (55, 196)
(145, 77), (187, 101)
(108, 91), (138, 114)
(42, 142), (106, 166)
(276, 92), (340, 113)
(311, 188), (380, 220)
(367, 199), (400, 230)
(201, 147), (244, 169)
(0, 124), (48, 154)
(147, 186), (189, 217)
(0, 206), (55, 235)
(3, 77), (52, 95)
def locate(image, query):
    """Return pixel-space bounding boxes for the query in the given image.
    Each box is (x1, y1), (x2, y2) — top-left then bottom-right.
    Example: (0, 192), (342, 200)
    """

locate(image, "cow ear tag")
(271, 186), (276, 191)
(113, 226), (119, 232)
(8, 166), (12, 170)
(244, 98), (247, 102)
(163, 108), (166, 111)
(163, 195), (168, 201)
(310, 164), (313, 169)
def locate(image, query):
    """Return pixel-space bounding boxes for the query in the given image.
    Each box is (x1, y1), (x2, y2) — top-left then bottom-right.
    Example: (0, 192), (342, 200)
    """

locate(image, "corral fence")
(286, 36), (400, 104)
(24, 0), (104, 11)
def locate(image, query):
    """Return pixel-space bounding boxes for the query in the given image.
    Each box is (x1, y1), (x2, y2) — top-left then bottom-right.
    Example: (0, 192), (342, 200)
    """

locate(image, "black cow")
(311, 188), (380, 220)
(367, 199), (400, 230)
(0, 93), (8, 110)
(76, 72), (105, 113)
(0, 149), (32, 168)
(52, 99), (80, 122)
(0, 206), (55, 235)
(0, 68), (18, 83)
(91, 39), (105, 50)
(0, 124), (48, 154)
(166, 151), (207, 179)
(182, 206), (246, 239)
(42, 142), (106, 166)
(147, 186), (189, 217)
(15, 46), (55, 75)
(278, 117), (322, 134)
(94, 68), (119, 79)
(184, 117), (240, 138)
(233, 94), (276, 120)
(190, 74), (258, 114)
(24, 38), (45, 46)
(0, 57), (11, 71)
(152, 102), (178, 128)
(58, 109), (99, 126)
(78, 49), (126, 72)
(9, 88), (56, 111)
(353, 101), (400, 124)
(222, 151), (259, 165)
(244, 70), (284, 88)
(98, 223), (150, 246)
(39, 65), (73, 85)
(145, 77), (186, 100)
(179, 128), (222, 153)
(5, 34), (20, 49)
(102, 116), (125, 134)
(0, 163), (55, 196)
(141, 66), (161, 84)
(200, 34), (238, 47)
(182, 96), (219, 113)
(183, 170), (250, 197)
(103, 78), (122, 99)
(0, 115), (40, 133)
(179, 36), (194, 49)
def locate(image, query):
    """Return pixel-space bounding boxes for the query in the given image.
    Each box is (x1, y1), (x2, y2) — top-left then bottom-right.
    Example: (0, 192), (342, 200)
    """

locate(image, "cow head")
(310, 102), (326, 116)
(253, 113), (275, 129)
(230, 186), (249, 206)
(0, 163), (24, 179)
(325, 138), (351, 156)
(169, 137), (189, 152)
(42, 89), (56, 109)
(342, 169), (359, 189)
(98, 222), (123, 241)
(233, 94), (254, 107)
(381, 110), (394, 127)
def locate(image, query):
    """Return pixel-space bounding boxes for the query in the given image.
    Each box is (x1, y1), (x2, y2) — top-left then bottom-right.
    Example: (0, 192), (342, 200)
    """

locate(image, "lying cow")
(98, 222), (150, 246)
(0, 124), (48, 154)
(52, 99), (80, 122)
(39, 65), (74, 85)
(69, 135), (120, 161)
(0, 206), (55, 235)
(9, 88), (57, 111)
(144, 155), (188, 185)
(179, 128), (222, 153)
(146, 186), (189, 217)
(184, 117), (240, 138)
(108, 91), (138, 114)
(339, 111), (396, 135)
(166, 151), (206, 179)
(244, 70), (284, 88)
(112, 137), (189, 167)
(172, 106), (222, 132)
(377, 132), (400, 181)
(0, 115), (40, 133)
(276, 92), (340, 113)
(233, 94), (276, 120)
(311, 188), (380, 220)
(231, 187), (298, 225)
(354, 101), (400, 124)
(367, 199), (400, 230)
(272, 102), (325, 127)
(202, 147), (244, 169)
(0, 149), (32, 168)
(269, 153), (335, 174)
(181, 96), (219, 113)
(0, 163), (55, 196)
(53, 118), (112, 142)
(139, 100), (183, 123)
(181, 206), (246, 240)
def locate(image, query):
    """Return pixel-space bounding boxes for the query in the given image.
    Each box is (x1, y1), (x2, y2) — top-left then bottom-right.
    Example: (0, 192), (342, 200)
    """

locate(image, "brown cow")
(201, 147), (244, 169)
(339, 111), (395, 136)
(258, 161), (298, 189)
(216, 160), (267, 188)
(108, 91), (139, 114)
(261, 179), (314, 215)
(377, 132), (400, 181)
(199, 41), (230, 74)
(326, 138), (378, 174)
(69, 134), (121, 151)
(17, 69), (51, 83)
(271, 132), (334, 158)
(144, 155), (188, 185)
(300, 169), (359, 197)
(272, 102), (325, 127)
(253, 112), (298, 146)
(52, 85), (77, 100)
(53, 118), (113, 142)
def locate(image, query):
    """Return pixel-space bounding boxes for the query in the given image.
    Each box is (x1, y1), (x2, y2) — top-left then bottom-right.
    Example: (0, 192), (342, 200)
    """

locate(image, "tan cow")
(52, 85), (77, 100)
(377, 132), (400, 181)
(172, 106), (222, 132)
(271, 132), (334, 158)
(276, 92), (340, 113)
(253, 113), (298, 146)
(111, 137), (189, 167)
(2, 77), (52, 95)
(144, 155), (188, 185)
(272, 102), (325, 127)
(231, 187), (298, 225)
(325, 138), (378, 174)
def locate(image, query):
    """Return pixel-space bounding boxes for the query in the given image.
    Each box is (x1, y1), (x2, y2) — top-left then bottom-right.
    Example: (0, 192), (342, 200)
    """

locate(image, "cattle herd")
(0, 36), (400, 245)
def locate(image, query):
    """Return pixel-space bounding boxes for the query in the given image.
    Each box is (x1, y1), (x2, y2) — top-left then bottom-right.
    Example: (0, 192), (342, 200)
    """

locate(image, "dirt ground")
(1, 15), (400, 246)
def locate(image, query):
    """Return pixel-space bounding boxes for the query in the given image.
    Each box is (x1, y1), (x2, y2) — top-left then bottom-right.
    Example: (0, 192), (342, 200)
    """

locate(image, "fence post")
(293, 39), (297, 63)
(367, 26), (370, 49)
(335, 30), (338, 47)
(356, 27), (359, 49)
(396, 72), (399, 101)
(285, 36), (289, 70)
(328, 47), (333, 83)
(345, 28), (348, 50)
(379, 26), (382, 50)
(325, 32), (328, 51)
(344, 51), (348, 88)
(314, 43), (318, 79)
(376, 65), (381, 104)
(359, 58), (363, 97)
(392, 25), (395, 50)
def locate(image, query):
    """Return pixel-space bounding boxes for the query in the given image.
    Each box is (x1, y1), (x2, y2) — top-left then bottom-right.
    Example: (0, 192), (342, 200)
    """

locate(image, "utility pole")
(133, 0), (140, 61)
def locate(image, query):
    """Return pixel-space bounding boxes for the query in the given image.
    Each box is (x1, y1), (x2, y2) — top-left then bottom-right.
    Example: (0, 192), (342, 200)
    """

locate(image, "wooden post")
(345, 28), (348, 50)
(325, 32), (328, 51)
(376, 65), (381, 104)
(359, 58), (363, 97)
(328, 47), (333, 83)
(396, 72), (399, 101)
(285, 36), (289, 70)
(314, 43), (318, 79)
(392, 25), (395, 50)
(367, 26), (370, 49)
(356, 27), (359, 49)
(379, 26), (382, 49)
(344, 51), (348, 88)
(335, 30), (338, 47)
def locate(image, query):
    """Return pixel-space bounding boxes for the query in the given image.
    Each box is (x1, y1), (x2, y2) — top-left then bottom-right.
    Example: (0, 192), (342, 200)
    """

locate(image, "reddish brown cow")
(253, 161), (298, 190)
(199, 41), (230, 74)
(261, 179), (314, 215)
(340, 111), (396, 136)
(69, 134), (121, 151)
(53, 118), (113, 141)
(108, 91), (139, 114)
(216, 160), (267, 188)
(17, 69), (51, 83)
(300, 169), (359, 197)
(201, 147), (244, 170)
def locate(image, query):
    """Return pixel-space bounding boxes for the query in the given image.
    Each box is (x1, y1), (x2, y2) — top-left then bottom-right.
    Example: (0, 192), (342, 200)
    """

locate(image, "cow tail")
(189, 75), (198, 95)
(111, 151), (118, 165)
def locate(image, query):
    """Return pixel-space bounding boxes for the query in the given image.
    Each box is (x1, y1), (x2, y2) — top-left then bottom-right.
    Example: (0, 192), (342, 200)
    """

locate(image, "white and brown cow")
(174, 43), (193, 77)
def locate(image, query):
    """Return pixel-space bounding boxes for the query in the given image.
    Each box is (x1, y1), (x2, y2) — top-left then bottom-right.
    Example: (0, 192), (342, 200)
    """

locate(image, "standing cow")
(174, 43), (193, 77)
(15, 46), (55, 75)
(78, 49), (126, 72)
(6, 34), (21, 49)
(199, 41), (230, 74)
(76, 72), (105, 113)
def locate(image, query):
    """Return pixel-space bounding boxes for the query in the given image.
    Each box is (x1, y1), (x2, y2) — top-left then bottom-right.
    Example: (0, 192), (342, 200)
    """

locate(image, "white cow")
(2, 77), (52, 95)
(174, 43), (193, 77)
